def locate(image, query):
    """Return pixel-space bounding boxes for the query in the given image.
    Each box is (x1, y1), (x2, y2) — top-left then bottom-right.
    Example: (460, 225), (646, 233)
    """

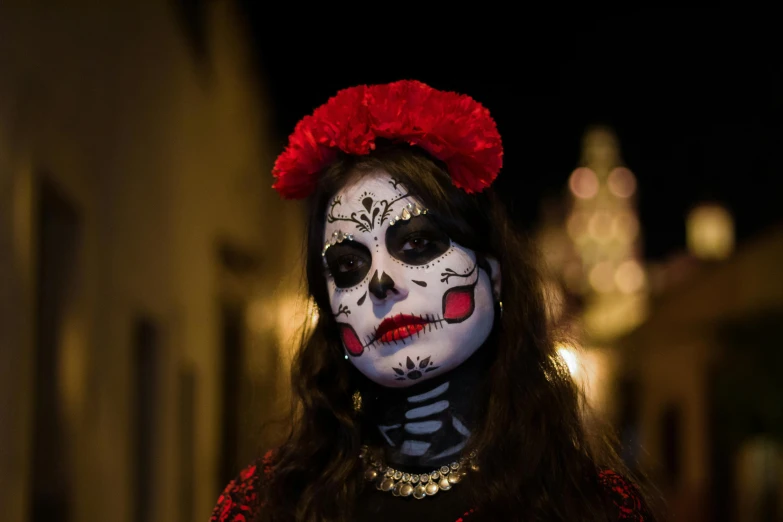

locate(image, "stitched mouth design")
(375, 314), (429, 343)
(363, 313), (447, 349)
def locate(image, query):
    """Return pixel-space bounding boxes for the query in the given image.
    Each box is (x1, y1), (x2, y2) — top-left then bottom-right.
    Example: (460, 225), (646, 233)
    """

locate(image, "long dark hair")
(258, 143), (648, 521)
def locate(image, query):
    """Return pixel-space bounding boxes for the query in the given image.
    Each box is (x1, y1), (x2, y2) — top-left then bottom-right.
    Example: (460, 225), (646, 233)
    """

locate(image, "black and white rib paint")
(367, 348), (488, 469)
(378, 380), (471, 465)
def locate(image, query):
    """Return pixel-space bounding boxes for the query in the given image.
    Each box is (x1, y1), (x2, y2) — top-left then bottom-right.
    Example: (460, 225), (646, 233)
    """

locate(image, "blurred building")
(618, 222), (783, 522)
(538, 126), (783, 522)
(0, 3), (304, 522)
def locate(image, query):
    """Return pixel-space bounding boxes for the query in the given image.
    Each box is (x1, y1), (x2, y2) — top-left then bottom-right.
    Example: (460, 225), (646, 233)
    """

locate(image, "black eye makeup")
(385, 215), (450, 265)
(324, 241), (373, 288)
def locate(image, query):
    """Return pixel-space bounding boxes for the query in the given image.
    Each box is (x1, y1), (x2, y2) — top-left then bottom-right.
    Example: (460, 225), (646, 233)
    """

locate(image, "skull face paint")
(322, 171), (497, 388)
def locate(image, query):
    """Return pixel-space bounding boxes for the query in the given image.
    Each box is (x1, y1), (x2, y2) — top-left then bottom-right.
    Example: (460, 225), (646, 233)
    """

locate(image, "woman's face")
(322, 170), (499, 388)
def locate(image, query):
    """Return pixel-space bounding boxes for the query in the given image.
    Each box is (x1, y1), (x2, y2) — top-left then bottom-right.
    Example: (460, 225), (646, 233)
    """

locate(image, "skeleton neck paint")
(365, 347), (489, 469)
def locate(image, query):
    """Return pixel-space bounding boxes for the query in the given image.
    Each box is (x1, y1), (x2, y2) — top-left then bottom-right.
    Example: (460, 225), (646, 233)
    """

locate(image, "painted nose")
(369, 270), (398, 300)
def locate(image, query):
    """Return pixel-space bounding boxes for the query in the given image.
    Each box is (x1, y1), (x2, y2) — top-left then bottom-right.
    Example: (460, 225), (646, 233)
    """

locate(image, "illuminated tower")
(534, 126), (649, 414)
(564, 126), (648, 343)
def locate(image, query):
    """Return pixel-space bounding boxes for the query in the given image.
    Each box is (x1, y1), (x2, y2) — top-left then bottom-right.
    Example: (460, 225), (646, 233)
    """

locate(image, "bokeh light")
(556, 344), (580, 377)
(588, 211), (614, 243)
(589, 261), (616, 293)
(607, 167), (637, 198)
(611, 210), (640, 243)
(569, 167), (599, 199)
(687, 203), (735, 260)
(614, 259), (646, 294)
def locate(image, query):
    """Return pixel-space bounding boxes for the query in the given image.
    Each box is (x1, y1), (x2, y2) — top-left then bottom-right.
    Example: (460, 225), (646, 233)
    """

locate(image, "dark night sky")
(239, 7), (782, 261)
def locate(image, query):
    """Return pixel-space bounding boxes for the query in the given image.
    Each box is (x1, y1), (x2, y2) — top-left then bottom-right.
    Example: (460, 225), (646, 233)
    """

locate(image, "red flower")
(271, 80), (503, 199)
(314, 85), (374, 153)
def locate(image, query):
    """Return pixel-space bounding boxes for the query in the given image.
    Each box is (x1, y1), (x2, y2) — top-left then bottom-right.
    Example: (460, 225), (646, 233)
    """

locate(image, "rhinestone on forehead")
(388, 202), (428, 226)
(322, 230), (354, 258)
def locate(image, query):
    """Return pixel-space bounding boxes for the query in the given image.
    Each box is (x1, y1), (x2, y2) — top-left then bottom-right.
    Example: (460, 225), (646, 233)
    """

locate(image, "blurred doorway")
(217, 242), (261, 488)
(30, 179), (80, 522)
(178, 368), (196, 522)
(132, 317), (161, 522)
(735, 436), (783, 522)
(710, 313), (783, 522)
(218, 300), (244, 487)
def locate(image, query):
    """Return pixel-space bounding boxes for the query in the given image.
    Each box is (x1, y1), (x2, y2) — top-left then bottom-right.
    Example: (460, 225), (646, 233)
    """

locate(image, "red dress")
(210, 451), (652, 522)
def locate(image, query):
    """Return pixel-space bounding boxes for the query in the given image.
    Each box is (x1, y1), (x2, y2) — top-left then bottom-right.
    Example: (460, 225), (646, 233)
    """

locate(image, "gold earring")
(352, 390), (363, 413)
(498, 301), (504, 319)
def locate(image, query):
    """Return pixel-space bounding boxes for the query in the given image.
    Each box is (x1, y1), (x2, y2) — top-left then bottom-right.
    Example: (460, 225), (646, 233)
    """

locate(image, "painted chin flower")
(271, 80), (503, 199)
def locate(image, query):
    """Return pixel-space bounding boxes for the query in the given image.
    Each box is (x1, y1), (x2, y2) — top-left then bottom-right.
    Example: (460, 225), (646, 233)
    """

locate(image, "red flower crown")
(272, 80), (504, 199)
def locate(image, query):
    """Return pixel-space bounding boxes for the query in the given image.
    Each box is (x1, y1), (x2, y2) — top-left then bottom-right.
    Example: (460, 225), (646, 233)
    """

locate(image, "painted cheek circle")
(443, 285), (475, 322)
(340, 324), (364, 356)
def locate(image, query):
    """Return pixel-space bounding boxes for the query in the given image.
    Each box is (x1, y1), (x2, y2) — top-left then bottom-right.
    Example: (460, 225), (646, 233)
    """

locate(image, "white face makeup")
(322, 171), (498, 388)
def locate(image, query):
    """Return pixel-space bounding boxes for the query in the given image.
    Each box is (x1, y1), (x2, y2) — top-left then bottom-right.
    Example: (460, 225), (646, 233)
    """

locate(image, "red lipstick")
(375, 314), (428, 343)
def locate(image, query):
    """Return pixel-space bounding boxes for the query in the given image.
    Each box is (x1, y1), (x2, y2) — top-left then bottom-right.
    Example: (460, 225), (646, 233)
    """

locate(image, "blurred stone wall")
(0, 3), (303, 521)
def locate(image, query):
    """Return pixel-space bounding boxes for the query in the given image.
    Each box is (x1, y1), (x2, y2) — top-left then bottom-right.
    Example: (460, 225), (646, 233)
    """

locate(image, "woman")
(211, 80), (654, 521)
